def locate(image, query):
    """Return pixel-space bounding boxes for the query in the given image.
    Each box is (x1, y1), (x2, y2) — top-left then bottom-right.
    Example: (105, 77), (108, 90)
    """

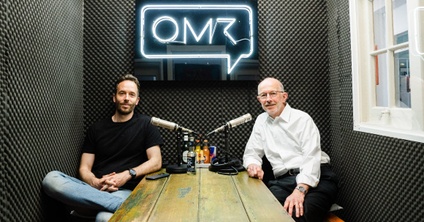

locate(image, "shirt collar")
(267, 103), (292, 123)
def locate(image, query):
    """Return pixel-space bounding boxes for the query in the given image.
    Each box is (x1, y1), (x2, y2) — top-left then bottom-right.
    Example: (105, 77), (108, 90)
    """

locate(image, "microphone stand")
(166, 128), (188, 174)
(208, 124), (245, 174)
(224, 125), (229, 163)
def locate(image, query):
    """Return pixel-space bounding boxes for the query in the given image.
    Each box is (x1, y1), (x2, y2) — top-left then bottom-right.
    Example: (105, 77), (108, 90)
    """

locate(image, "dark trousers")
(268, 164), (339, 222)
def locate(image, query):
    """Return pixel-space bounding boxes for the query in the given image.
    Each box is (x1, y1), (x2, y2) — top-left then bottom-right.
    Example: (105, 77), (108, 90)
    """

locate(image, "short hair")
(258, 77), (285, 92)
(115, 74), (140, 96)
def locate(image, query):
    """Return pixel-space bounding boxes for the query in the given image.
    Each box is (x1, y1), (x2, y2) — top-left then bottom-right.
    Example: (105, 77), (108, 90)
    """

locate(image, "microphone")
(151, 117), (194, 133)
(207, 113), (252, 136)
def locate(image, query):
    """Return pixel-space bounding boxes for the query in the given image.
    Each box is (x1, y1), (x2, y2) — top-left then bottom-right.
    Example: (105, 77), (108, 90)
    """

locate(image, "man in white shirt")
(243, 77), (338, 222)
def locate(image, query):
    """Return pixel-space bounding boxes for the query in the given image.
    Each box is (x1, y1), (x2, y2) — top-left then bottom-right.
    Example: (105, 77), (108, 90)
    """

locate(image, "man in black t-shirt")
(43, 74), (163, 221)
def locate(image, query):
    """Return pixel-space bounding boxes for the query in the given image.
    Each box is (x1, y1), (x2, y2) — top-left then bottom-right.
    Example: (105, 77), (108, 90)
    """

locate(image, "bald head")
(258, 77), (284, 94)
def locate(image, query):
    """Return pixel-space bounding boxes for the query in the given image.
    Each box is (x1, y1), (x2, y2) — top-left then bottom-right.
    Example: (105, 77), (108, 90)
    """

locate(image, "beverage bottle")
(181, 132), (189, 164)
(195, 139), (201, 164)
(202, 139), (210, 164)
(187, 137), (196, 174)
(189, 135), (195, 147)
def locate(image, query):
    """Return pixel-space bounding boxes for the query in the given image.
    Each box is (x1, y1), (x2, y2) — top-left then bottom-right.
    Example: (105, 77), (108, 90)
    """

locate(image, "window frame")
(349, 0), (424, 143)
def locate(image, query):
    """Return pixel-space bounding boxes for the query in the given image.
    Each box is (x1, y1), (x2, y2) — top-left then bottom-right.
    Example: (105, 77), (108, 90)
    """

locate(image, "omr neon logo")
(139, 5), (255, 74)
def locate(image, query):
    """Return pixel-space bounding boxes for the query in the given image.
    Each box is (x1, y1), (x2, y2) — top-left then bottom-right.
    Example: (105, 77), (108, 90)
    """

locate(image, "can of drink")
(209, 146), (217, 162)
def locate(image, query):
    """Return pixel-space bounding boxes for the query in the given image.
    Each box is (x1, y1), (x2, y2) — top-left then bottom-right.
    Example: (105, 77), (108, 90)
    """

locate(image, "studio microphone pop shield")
(151, 117), (177, 131)
(151, 117), (194, 133)
(227, 113), (252, 128)
(206, 113), (252, 136)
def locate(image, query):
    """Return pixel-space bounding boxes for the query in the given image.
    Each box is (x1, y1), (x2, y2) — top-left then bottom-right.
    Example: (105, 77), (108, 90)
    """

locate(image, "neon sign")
(139, 4), (255, 74)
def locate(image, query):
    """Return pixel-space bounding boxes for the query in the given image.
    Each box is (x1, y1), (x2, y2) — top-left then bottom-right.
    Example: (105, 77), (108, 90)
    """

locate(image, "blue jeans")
(42, 171), (131, 221)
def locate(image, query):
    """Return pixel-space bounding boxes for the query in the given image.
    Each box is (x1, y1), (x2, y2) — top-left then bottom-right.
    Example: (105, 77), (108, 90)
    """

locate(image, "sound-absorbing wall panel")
(0, 1), (84, 221)
(326, 1), (424, 221)
(3, 0), (423, 221)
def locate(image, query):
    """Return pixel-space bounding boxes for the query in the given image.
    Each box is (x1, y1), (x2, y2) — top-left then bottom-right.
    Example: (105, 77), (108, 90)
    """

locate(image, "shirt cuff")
(296, 173), (319, 187)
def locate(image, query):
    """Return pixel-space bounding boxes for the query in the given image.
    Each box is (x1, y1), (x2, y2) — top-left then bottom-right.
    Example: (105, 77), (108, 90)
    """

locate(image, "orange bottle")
(202, 139), (210, 163)
(195, 139), (201, 164)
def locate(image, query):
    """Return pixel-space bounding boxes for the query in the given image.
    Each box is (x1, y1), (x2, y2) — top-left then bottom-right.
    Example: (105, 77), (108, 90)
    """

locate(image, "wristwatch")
(129, 168), (136, 179)
(296, 185), (307, 194)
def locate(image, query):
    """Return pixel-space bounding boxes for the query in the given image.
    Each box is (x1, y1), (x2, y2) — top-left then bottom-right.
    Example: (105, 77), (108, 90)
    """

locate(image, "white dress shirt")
(243, 103), (330, 187)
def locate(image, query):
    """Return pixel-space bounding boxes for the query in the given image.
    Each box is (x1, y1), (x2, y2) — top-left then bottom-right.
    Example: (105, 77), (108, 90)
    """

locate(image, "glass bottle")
(195, 139), (201, 164)
(187, 137), (196, 174)
(181, 132), (189, 164)
(202, 139), (210, 164)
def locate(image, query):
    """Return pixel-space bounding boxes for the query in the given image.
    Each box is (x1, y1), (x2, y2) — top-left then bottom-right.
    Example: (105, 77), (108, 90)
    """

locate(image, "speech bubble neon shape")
(139, 4), (254, 74)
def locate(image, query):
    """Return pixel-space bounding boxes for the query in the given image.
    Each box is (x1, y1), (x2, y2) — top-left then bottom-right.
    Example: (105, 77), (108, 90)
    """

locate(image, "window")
(350, 0), (424, 143)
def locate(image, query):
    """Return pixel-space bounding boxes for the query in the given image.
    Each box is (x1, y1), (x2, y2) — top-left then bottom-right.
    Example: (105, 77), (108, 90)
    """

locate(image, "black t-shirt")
(82, 113), (163, 189)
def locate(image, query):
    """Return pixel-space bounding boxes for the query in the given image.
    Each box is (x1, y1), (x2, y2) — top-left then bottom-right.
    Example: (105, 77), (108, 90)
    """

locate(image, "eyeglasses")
(257, 91), (284, 100)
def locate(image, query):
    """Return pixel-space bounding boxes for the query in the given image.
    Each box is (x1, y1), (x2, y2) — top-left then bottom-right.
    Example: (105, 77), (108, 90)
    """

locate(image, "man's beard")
(116, 103), (135, 115)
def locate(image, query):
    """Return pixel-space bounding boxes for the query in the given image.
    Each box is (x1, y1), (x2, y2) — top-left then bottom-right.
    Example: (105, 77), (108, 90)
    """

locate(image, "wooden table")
(110, 168), (294, 222)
